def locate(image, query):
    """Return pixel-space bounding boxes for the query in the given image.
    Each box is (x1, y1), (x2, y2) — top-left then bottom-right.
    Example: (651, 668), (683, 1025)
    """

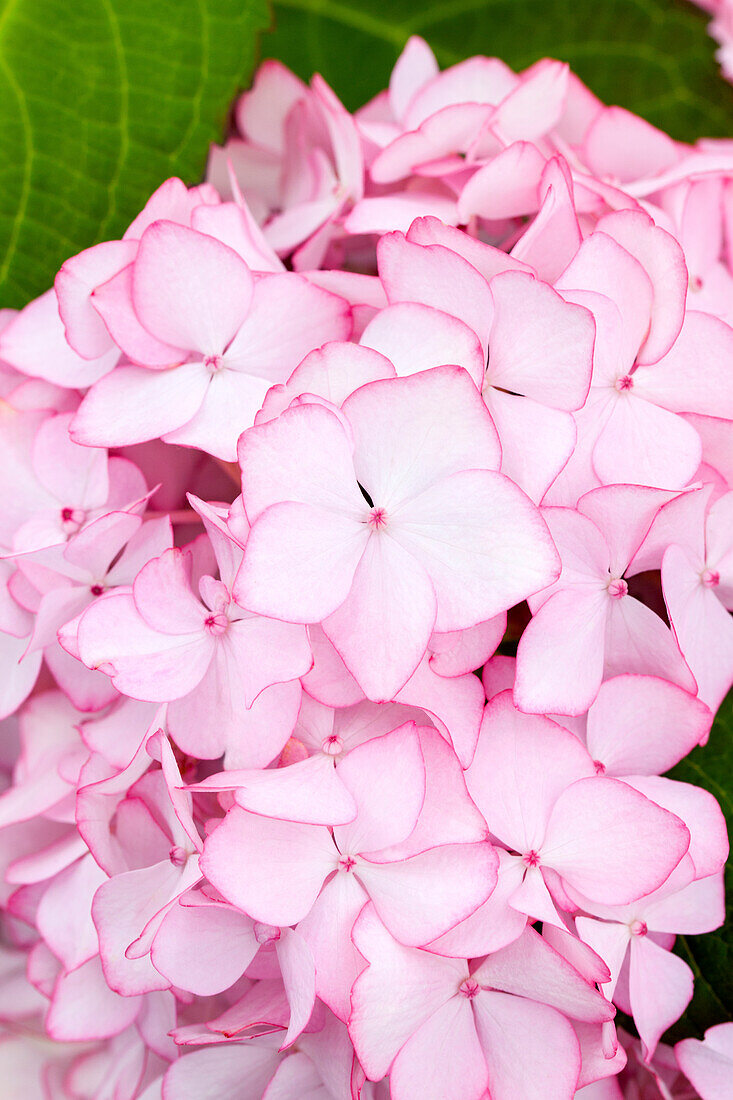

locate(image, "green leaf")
(267, 0), (733, 139)
(664, 691), (733, 1039)
(0, 0), (269, 308)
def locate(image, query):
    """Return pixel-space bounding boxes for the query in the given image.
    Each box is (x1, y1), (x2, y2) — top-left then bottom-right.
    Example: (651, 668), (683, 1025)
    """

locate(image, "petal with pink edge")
(360, 302), (485, 389)
(200, 808), (336, 927)
(349, 903), (467, 1080)
(391, 996), (487, 1100)
(324, 531), (436, 701)
(132, 221), (254, 354)
(472, 989), (581, 1100)
(543, 776), (690, 904)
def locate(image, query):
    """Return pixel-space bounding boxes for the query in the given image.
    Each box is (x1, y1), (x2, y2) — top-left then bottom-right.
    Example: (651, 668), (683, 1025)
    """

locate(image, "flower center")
(615, 375), (634, 392)
(689, 275), (703, 293)
(524, 850), (541, 868)
(367, 507), (387, 530)
(90, 584), (105, 597)
(204, 354), (224, 373)
(322, 734), (344, 757)
(60, 506), (85, 532)
(701, 568), (720, 589)
(168, 845), (188, 868)
(607, 577), (628, 600)
(629, 919), (648, 937)
(339, 855), (357, 872)
(593, 759), (606, 775)
(204, 612), (229, 636)
(254, 922), (281, 945)
(459, 978), (480, 999)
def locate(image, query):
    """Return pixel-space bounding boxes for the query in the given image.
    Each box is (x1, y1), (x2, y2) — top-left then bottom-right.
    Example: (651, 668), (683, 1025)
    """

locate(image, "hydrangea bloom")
(0, 34), (731, 1100)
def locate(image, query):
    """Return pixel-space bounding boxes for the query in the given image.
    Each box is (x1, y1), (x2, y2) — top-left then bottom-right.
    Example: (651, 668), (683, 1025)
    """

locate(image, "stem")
(145, 509), (202, 525)
(213, 456), (241, 487)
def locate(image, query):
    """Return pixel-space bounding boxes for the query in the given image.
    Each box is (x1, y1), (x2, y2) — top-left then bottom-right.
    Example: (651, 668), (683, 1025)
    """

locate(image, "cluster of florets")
(0, 36), (731, 1100)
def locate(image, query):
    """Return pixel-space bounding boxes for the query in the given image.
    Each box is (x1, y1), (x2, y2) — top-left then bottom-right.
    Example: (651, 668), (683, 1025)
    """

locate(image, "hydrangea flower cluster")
(0, 35), (731, 1100)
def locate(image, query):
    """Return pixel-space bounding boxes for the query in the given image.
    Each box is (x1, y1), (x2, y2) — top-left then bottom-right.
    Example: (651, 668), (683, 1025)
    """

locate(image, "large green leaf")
(664, 692), (733, 1038)
(267, 0), (732, 139)
(0, 0), (269, 308)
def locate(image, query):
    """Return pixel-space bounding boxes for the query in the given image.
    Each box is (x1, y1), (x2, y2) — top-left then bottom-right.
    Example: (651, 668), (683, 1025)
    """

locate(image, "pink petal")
(199, 754), (357, 826)
(636, 310), (733, 419)
(389, 36), (439, 120)
(491, 59), (568, 143)
(472, 990), (581, 1100)
(488, 271), (593, 410)
(162, 368), (272, 460)
(224, 273), (352, 383)
(200, 807), (336, 927)
(458, 142), (547, 220)
(595, 208), (686, 364)
(344, 191), (460, 236)
(237, 400), (365, 523)
(297, 870), (368, 1021)
(93, 857), (199, 995)
(403, 56), (517, 129)
(222, 679), (302, 770)
(133, 547), (206, 634)
(236, 501), (368, 624)
(76, 590), (212, 702)
(360, 302), (485, 389)
(349, 903), (467, 1080)
(578, 484), (686, 578)
(676, 1024), (733, 1097)
(406, 215), (531, 279)
(132, 221), (254, 354)
(151, 897), (258, 995)
(395, 656), (484, 768)
(465, 691), (594, 853)
(219, 614), (312, 707)
(163, 1044), (280, 1100)
(36, 854), (105, 971)
(472, 925), (614, 1023)
(603, 590), (697, 693)
(71, 361), (210, 448)
(324, 531), (436, 701)
(427, 849), (528, 957)
(623, 775), (728, 881)
(630, 936), (693, 1061)
(583, 107), (678, 185)
(334, 723), (425, 853)
(511, 158), (582, 282)
(357, 840), (497, 946)
(482, 390), (577, 503)
(276, 927), (317, 1047)
(393, 468), (560, 630)
(592, 392), (702, 489)
(33, 411), (109, 510)
(543, 776), (690, 904)
(555, 231), (653, 369)
(55, 239), (138, 358)
(191, 201), (285, 273)
(343, 365), (500, 506)
(429, 616), (506, 678)
(235, 59), (307, 154)
(391, 996), (487, 1100)
(0, 290), (119, 388)
(586, 674), (711, 776)
(515, 588), (609, 716)
(91, 263), (184, 366)
(377, 233), (494, 354)
(46, 955), (141, 1041)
